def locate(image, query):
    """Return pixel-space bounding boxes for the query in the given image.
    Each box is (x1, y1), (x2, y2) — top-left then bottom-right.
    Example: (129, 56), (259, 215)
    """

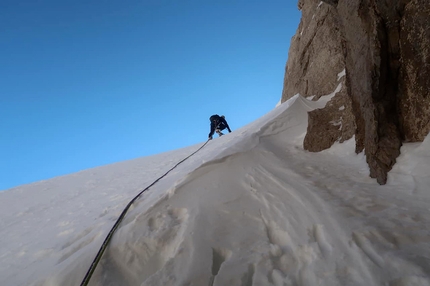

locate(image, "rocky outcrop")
(303, 81), (356, 152)
(282, 0), (345, 99)
(282, 0), (430, 184)
(282, 0), (356, 152)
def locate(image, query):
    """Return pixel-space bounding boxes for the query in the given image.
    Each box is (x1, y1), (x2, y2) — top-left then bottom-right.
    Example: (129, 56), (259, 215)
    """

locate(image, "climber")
(208, 114), (231, 140)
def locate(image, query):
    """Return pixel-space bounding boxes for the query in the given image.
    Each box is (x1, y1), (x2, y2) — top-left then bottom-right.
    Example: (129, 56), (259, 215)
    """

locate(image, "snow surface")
(1, 92), (430, 286)
(337, 69), (346, 81)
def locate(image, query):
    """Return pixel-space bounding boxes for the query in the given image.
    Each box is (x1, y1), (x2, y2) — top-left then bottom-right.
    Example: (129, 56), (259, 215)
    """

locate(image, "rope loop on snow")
(80, 139), (210, 286)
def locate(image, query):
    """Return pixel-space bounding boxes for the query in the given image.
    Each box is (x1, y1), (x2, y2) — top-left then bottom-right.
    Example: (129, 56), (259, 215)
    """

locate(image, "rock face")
(282, 0), (356, 153)
(282, 0), (430, 184)
(398, 1), (430, 141)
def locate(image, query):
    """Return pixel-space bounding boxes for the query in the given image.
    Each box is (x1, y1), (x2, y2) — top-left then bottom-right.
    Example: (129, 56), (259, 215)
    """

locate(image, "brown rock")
(304, 83), (356, 152)
(282, 0), (345, 100)
(282, 0), (430, 184)
(282, 0), (356, 153)
(398, 0), (430, 142)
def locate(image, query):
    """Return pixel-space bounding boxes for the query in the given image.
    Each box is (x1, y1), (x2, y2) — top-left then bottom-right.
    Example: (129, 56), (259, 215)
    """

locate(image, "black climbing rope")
(80, 139), (210, 286)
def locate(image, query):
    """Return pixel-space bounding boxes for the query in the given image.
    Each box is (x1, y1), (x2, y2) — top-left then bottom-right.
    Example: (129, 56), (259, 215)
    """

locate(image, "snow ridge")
(1, 94), (430, 286)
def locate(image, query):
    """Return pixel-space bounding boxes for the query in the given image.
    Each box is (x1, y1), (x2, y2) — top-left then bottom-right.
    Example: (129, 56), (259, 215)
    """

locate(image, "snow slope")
(1, 91), (430, 286)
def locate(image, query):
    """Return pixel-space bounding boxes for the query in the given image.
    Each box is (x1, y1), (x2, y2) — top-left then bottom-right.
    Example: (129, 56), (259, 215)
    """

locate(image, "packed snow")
(337, 69), (346, 81)
(1, 91), (430, 286)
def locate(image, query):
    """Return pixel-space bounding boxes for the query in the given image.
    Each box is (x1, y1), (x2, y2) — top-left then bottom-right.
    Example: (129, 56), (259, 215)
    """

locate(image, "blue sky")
(0, 0), (300, 190)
